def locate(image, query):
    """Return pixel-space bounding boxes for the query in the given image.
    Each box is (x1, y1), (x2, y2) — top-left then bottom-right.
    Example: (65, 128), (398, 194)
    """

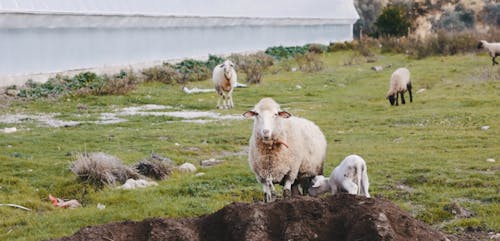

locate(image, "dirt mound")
(50, 194), (450, 241)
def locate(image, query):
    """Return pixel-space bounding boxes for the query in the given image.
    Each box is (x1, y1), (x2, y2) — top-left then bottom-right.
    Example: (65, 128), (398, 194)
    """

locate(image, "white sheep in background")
(386, 67), (412, 106)
(477, 40), (500, 65)
(309, 154), (370, 198)
(243, 97), (326, 202)
(212, 60), (237, 109)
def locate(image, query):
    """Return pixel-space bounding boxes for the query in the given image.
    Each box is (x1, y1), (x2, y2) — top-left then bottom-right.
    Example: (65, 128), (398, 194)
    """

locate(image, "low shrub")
(306, 43), (328, 54)
(295, 52), (324, 72)
(229, 52), (274, 84)
(142, 64), (179, 84)
(175, 59), (211, 83)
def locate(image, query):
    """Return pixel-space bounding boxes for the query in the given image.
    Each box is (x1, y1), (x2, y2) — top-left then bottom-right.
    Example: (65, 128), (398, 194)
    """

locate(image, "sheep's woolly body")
(246, 98), (326, 202)
(212, 60), (237, 109)
(478, 40), (500, 65)
(386, 67), (413, 106)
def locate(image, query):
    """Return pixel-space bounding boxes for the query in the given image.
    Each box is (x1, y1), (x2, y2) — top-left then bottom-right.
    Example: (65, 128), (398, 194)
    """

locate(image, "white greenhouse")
(0, 0), (359, 85)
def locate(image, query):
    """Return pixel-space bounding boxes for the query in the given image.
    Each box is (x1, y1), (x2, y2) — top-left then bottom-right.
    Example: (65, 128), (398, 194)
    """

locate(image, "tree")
(375, 5), (411, 37)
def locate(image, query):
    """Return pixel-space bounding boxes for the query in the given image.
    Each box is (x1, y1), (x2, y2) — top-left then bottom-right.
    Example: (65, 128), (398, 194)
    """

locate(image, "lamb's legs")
(493, 56), (499, 65)
(342, 180), (358, 195)
(400, 92), (406, 104)
(227, 90), (234, 108)
(395, 93), (399, 106)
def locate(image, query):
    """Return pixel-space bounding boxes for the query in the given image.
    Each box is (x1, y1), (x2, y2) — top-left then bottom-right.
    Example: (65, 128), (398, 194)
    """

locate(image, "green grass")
(1, 51), (499, 240)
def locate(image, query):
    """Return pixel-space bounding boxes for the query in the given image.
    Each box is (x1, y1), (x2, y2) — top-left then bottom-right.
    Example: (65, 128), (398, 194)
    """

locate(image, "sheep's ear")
(278, 111), (291, 118)
(243, 111), (257, 118)
(219, 64), (224, 68)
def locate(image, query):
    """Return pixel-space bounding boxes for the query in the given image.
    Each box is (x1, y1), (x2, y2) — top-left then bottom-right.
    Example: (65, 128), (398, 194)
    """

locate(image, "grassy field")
(0, 50), (498, 240)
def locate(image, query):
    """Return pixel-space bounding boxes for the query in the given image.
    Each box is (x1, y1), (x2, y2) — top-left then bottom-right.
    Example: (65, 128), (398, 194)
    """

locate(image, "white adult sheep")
(386, 67), (413, 106)
(477, 40), (500, 65)
(243, 97), (327, 202)
(309, 154), (370, 198)
(212, 60), (237, 109)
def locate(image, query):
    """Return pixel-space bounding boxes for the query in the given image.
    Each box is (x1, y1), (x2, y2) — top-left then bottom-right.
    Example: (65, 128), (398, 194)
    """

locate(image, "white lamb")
(243, 97), (326, 202)
(212, 60), (237, 109)
(309, 154), (370, 198)
(477, 40), (500, 65)
(386, 67), (412, 106)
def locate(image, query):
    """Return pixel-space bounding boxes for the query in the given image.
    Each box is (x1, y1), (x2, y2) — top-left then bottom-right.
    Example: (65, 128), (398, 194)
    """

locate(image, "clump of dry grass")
(70, 152), (140, 187)
(135, 153), (174, 180)
(295, 52), (324, 72)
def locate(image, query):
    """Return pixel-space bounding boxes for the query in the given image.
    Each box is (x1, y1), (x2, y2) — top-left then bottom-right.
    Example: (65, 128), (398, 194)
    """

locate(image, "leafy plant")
(375, 5), (411, 37)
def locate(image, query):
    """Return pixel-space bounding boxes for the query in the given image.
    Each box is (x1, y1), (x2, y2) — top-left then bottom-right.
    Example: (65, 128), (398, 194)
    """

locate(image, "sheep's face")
(243, 98), (291, 141)
(387, 94), (396, 106)
(221, 60), (235, 78)
(477, 41), (485, 49)
(309, 175), (330, 197)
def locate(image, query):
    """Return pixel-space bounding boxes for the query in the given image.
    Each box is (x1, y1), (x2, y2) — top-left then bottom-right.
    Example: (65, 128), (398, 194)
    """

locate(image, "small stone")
(486, 158), (495, 163)
(371, 66), (383, 71)
(200, 158), (224, 167)
(5, 89), (19, 96)
(295, 85), (302, 89)
(416, 88), (426, 94)
(481, 126), (490, 131)
(97, 203), (106, 210)
(178, 163), (196, 173)
(195, 172), (205, 177)
(2, 127), (17, 133)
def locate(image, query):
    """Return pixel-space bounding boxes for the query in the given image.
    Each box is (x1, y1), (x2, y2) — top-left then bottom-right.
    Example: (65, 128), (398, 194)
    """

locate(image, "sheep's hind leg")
(493, 56), (499, 65)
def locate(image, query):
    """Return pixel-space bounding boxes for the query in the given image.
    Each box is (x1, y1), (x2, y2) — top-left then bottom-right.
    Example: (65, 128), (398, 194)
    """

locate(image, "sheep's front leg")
(283, 179), (294, 198)
(400, 92), (406, 104)
(263, 178), (276, 203)
(228, 89), (234, 108)
(216, 92), (223, 109)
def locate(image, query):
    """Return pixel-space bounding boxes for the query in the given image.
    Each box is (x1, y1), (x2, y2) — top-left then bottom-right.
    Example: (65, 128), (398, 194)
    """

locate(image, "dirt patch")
(49, 194), (455, 241)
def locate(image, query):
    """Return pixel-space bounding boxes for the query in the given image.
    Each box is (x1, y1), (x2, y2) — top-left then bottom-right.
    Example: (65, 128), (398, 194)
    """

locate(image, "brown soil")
(50, 194), (457, 241)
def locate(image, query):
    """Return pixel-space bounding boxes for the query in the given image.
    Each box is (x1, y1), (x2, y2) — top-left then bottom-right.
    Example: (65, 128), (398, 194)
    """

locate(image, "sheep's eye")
(273, 113), (278, 118)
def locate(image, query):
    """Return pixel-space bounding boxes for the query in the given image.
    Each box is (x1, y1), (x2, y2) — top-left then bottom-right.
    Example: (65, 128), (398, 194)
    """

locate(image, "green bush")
(375, 5), (411, 37)
(265, 45), (308, 60)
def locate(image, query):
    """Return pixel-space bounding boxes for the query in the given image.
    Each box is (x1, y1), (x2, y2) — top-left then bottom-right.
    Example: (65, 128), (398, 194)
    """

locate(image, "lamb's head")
(477, 40), (487, 49)
(220, 60), (235, 79)
(243, 98), (291, 143)
(308, 175), (330, 197)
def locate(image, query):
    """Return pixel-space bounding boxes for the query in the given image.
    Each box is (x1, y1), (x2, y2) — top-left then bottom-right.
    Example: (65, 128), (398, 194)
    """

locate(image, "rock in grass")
(178, 163), (196, 173)
(200, 158), (224, 167)
(486, 158), (495, 163)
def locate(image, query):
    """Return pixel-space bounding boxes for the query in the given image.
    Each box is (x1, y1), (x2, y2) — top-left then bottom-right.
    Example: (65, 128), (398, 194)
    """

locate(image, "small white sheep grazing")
(386, 67), (412, 106)
(309, 154), (370, 198)
(243, 97), (326, 202)
(477, 40), (500, 65)
(212, 60), (237, 109)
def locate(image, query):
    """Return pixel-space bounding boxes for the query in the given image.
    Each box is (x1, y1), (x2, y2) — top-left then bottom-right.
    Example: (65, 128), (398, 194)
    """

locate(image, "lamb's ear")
(243, 111), (257, 118)
(278, 111), (291, 118)
(219, 64), (225, 68)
